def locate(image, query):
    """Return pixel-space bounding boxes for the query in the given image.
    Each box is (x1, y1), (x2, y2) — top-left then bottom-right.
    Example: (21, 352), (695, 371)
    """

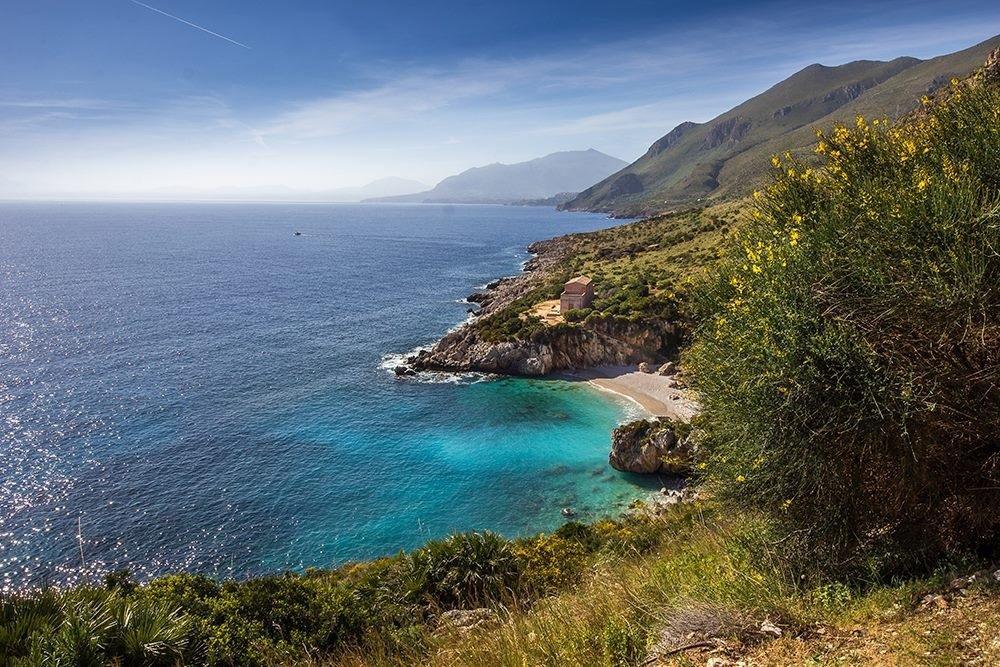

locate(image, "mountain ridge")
(562, 35), (1000, 216)
(367, 149), (627, 204)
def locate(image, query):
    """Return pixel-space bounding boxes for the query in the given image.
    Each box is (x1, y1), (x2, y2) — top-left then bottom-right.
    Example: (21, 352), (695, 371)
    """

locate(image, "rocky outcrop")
(409, 315), (675, 376)
(702, 115), (752, 149)
(437, 608), (499, 634)
(396, 224), (679, 376)
(646, 121), (699, 156)
(609, 419), (694, 475)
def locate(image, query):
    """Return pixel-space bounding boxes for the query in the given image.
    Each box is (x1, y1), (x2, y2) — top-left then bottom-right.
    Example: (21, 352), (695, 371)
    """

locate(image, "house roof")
(565, 275), (592, 286)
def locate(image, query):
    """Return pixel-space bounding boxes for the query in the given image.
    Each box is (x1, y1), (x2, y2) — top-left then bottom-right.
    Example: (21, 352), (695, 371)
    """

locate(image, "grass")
(335, 505), (1000, 667)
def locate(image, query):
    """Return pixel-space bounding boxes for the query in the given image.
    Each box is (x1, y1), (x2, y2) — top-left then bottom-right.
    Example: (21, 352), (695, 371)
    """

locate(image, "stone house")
(560, 275), (595, 313)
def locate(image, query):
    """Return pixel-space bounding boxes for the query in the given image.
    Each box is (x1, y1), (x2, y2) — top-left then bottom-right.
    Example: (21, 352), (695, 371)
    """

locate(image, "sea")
(0, 201), (656, 592)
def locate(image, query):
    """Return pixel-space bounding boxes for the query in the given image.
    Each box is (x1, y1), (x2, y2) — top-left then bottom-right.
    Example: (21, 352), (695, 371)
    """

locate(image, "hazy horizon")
(3, 0), (999, 199)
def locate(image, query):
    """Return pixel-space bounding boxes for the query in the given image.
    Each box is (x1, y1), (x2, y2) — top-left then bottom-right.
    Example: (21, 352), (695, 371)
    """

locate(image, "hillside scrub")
(0, 513), (689, 666)
(685, 74), (1000, 576)
(469, 206), (733, 344)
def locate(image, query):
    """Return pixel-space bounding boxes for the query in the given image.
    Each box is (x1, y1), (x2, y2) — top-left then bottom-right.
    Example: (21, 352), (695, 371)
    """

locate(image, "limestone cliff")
(408, 315), (676, 376)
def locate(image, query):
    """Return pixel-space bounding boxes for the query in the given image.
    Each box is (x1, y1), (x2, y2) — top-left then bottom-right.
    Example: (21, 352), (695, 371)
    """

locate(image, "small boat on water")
(293, 231), (302, 236)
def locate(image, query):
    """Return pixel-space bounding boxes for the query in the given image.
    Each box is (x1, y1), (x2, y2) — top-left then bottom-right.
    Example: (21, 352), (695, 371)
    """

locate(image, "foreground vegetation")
(686, 72), (1000, 576)
(4, 504), (999, 666)
(0, 509), (698, 666)
(3, 50), (998, 667)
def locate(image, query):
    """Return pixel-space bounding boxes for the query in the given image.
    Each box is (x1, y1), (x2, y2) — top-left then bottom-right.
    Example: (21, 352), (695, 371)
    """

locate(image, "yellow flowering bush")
(685, 75), (1000, 576)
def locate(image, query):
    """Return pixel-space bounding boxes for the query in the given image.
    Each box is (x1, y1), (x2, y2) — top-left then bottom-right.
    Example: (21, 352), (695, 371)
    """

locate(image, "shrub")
(512, 534), (588, 594)
(405, 532), (522, 609)
(563, 307), (592, 322)
(685, 76), (1000, 575)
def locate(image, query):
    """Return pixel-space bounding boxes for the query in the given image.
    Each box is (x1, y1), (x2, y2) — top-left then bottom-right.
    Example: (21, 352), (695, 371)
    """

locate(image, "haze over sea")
(0, 202), (654, 592)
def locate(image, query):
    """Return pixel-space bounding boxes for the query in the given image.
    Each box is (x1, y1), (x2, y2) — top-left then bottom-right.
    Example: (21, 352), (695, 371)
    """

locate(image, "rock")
(759, 620), (782, 637)
(630, 487), (700, 517)
(609, 419), (692, 474)
(411, 314), (673, 376)
(438, 608), (499, 633)
(657, 361), (676, 375)
(638, 362), (653, 373)
(920, 593), (950, 609)
(393, 365), (416, 377)
(561, 507), (576, 517)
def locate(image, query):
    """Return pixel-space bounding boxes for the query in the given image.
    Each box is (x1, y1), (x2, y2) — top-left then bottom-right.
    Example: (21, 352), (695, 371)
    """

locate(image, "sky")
(1, 0), (999, 198)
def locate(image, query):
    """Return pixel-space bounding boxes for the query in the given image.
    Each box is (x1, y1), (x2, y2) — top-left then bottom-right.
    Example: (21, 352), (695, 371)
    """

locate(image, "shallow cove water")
(0, 201), (657, 591)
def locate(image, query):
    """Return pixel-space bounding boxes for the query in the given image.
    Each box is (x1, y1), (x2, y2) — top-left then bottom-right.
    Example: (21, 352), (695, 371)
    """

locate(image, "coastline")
(556, 365), (699, 423)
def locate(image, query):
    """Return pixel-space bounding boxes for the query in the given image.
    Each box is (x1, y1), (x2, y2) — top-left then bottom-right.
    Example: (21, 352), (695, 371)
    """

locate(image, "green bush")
(512, 534), (588, 594)
(405, 532), (522, 609)
(563, 307), (592, 322)
(685, 77), (1000, 575)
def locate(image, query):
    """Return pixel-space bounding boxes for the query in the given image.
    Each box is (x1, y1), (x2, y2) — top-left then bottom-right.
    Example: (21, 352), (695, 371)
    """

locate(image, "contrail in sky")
(126, 0), (251, 49)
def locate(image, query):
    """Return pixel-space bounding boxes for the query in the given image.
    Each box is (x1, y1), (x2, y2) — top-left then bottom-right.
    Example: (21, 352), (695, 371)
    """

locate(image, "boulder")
(609, 419), (693, 474)
(638, 362), (653, 373)
(657, 361), (676, 376)
(438, 608), (499, 634)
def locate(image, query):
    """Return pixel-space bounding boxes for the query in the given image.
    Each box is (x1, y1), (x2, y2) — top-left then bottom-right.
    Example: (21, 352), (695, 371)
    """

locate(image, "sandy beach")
(559, 365), (700, 422)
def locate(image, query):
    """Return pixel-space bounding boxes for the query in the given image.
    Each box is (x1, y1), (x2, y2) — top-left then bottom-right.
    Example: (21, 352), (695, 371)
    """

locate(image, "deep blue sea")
(0, 202), (653, 592)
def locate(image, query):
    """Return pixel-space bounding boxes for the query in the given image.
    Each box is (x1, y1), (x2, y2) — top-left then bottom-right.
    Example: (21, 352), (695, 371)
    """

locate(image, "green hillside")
(562, 34), (1000, 217)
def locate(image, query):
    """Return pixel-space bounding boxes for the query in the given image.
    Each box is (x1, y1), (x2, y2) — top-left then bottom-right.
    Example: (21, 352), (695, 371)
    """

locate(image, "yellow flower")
(736, 475), (746, 483)
(789, 229), (800, 246)
(770, 155), (780, 168)
(917, 178), (929, 191)
(781, 499), (793, 511)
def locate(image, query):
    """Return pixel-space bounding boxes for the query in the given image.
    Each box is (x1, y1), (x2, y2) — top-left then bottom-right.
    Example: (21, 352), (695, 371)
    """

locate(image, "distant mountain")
(367, 150), (627, 204)
(563, 35), (1000, 217)
(324, 177), (427, 202)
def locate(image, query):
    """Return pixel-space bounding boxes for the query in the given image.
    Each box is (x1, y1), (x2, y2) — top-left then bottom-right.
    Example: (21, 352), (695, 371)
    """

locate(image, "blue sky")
(1, 0), (999, 197)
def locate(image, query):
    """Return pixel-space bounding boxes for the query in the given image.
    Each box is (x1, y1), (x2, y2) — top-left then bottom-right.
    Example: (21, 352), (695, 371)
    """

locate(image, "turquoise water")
(0, 202), (653, 591)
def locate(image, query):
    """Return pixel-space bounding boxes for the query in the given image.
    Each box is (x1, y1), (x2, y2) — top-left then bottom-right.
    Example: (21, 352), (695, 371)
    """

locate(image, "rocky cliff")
(397, 231), (680, 376)
(408, 315), (676, 376)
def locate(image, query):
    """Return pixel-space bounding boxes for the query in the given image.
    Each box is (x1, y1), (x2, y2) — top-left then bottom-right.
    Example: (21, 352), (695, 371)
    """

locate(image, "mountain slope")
(368, 149), (627, 204)
(563, 35), (1000, 216)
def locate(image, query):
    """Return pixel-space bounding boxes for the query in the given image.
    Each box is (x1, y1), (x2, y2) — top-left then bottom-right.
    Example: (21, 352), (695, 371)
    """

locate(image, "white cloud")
(3, 6), (999, 196)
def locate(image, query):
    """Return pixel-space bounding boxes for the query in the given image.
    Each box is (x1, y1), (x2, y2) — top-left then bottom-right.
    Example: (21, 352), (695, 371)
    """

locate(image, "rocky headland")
(399, 235), (680, 376)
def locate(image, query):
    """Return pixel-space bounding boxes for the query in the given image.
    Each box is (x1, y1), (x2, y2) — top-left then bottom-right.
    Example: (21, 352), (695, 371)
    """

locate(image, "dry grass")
(328, 507), (1000, 667)
(523, 299), (563, 326)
